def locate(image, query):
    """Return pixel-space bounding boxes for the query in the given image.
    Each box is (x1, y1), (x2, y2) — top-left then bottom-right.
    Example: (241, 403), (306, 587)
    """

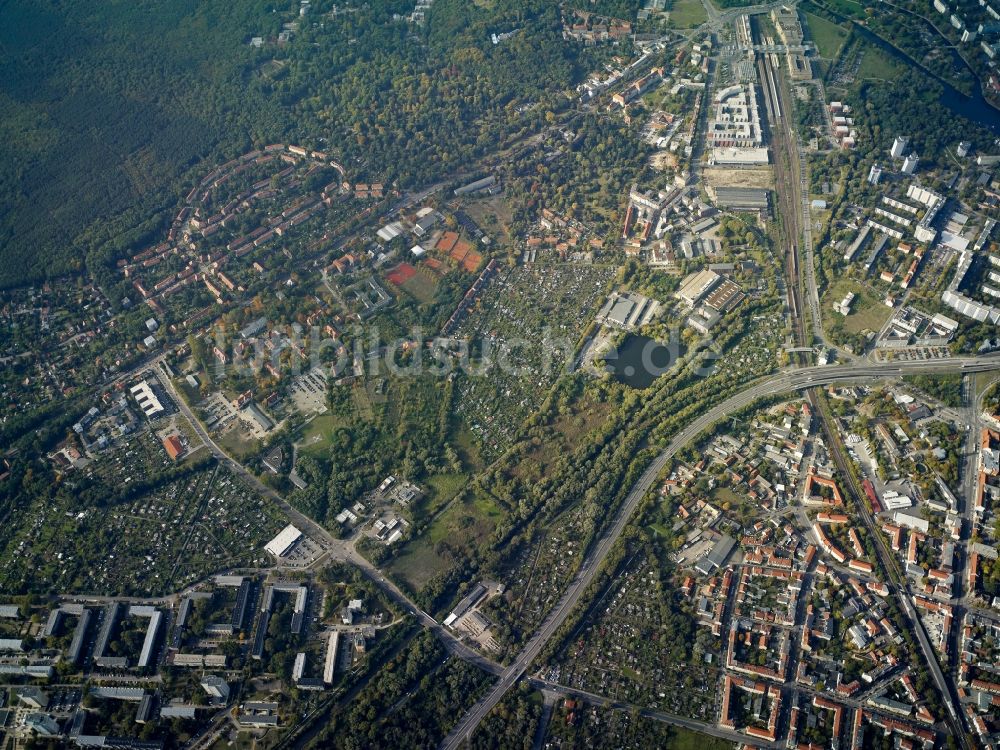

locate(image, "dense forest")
(850, 71), (998, 162)
(305, 631), (493, 749)
(504, 114), (654, 241)
(0, 0), (641, 291)
(0, 0), (289, 287)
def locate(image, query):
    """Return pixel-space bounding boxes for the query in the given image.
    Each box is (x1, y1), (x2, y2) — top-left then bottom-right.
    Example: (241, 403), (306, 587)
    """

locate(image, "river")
(851, 23), (1000, 133)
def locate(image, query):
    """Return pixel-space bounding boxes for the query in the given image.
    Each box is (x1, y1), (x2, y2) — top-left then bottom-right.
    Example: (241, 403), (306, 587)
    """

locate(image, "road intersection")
(139, 282), (1000, 749)
(92, 18), (1000, 738)
(151, 314), (1000, 748)
(440, 355), (1000, 748)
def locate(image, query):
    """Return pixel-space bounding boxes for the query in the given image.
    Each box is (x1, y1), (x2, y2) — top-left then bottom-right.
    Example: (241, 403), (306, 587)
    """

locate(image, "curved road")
(156, 352), (1000, 747)
(440, 354), (1000, 748)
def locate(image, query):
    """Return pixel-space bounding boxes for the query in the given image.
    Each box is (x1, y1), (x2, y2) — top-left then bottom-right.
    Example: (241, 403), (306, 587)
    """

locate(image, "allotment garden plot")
(452, 263), (614, 461)
(0, 435), (286, 596)
(545, 552), (719, 722)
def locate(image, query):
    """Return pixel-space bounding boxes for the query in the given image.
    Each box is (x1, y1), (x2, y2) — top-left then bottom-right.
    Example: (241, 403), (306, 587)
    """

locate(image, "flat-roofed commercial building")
(695, 535), (736, 575)
(594, 292), (656, 331)
(130, 380), (164, 418)
(710, 147), (770, 166)
(677, 269), (721, 308)
(265, 525), (302, 558)
(703, 278), (745, 313)
(713, 187), (769, 211)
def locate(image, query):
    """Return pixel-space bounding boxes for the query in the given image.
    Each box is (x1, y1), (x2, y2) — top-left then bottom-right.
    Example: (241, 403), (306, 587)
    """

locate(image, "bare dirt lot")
(461, 194), (514, 243)
(650, 150), (681, 171)
(703, 166), (775, 190)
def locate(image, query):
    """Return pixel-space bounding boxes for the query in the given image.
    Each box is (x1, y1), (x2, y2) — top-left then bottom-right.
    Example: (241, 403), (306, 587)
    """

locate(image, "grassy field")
(218, 426), (257, 459)
(804, 12), (848, 58)
(711, 486), (743, 508)
(426, 493), (502, 545)
(648, 522), (672, 538)
(508, 398), (612, 484)
(822, 278), (892, 335)
(298, 412), (349, 457)
(387, 543), (453, 592)
(668, 0), (708, 28)
(452, 423), (485, 473)
(814, 0), (867, 19)
(843, 300), (890, 335)
(401, 271), (439, 304)
(352, 383), (375, 421)
(424, 473), (468, 515)
(857, 46), (901, 80)
(462, 195), (514, 244)
(389, 492), (501, 594)
(665, 728), (734, 750)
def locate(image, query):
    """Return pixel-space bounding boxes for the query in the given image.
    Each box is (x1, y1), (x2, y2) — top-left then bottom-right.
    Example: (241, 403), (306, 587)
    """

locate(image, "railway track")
(753, 21), (807, 360)
(753, 17), (972, 746)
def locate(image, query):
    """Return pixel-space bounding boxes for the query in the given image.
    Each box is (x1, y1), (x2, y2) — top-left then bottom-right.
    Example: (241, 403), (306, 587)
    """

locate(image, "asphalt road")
(528, 678), (784, 749)
(812, 392), (971, 747)
(439, 354), (1000, 748)
(143, 248), (1000, 749)
(156, 362), (500, 675)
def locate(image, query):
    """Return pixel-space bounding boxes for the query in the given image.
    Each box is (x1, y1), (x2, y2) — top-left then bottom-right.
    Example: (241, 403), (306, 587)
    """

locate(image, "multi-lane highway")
(439, 355), (1000, 748)
(155, 271), (999, 750)
(755, 16), (966, 742)
(119, 15), (995, 745)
